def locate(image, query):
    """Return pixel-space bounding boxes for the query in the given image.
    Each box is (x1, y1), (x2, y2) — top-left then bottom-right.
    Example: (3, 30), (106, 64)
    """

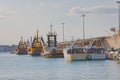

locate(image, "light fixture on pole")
(82, 14), (85, 40)
(117, 1), (120, 36)
(62, 23), (65, 42)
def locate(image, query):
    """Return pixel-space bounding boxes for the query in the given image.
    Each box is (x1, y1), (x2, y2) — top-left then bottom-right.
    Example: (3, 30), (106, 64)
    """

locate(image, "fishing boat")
(42, 47), (63, 58)
(87, 48), (107, 60)
(63, 44), (87, 62)
(86, 39), (107, 60)
(29, 30), (44, 56)
(16, 37), (28, 55)
(117, 60), (120, 64)
(42, 25), (63, 58)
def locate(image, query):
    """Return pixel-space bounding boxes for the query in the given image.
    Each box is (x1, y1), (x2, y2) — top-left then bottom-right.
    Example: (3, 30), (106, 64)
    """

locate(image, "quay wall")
(58, 35), (120, 50)
(103, 35), (120, 49)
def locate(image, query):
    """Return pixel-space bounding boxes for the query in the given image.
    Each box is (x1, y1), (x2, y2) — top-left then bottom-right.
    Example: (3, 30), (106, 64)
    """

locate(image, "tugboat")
(29, 30), (44, 56)
(16, 37), (28, 55)
(42, 25), (63, 58)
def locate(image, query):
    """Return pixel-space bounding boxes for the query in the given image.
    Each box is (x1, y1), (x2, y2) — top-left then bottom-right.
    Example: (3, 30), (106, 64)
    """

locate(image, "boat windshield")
(87, 48), (104, 53)
(67, 48), (85, 54)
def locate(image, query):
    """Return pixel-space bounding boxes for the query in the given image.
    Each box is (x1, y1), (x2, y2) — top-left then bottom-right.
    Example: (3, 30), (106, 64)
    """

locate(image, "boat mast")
(21, 36), (23, 42)
(50, 24), (53, 34)
(36, 29), (39, 42)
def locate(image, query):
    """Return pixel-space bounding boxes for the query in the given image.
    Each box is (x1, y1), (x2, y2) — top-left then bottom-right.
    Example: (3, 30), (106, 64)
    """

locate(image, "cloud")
(0, 9), (16, 19)
(69, 5), (116, 15)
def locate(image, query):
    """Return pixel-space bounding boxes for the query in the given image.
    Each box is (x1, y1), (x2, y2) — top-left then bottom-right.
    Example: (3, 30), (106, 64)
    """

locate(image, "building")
(0, 45), (17, 52)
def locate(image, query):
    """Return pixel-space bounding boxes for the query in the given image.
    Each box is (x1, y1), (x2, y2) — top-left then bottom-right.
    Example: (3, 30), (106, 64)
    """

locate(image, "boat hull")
(31, 49), (41, 56)
(16, 50), (28, 55)
(89, 54), (107, 60)
(63, 49), (87, 62)
(42, 53), (63, 58)
(41, 47), (64, 58)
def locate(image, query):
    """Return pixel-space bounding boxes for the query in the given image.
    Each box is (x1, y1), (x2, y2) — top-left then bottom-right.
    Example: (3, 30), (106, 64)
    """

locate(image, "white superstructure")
(63, 44), (87, 62)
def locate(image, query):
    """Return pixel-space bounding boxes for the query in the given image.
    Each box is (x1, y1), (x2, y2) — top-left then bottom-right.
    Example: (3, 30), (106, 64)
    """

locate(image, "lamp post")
(82, 14), (85, 40)
(117, 1), (120, 36)
(62, 23), (65, 42)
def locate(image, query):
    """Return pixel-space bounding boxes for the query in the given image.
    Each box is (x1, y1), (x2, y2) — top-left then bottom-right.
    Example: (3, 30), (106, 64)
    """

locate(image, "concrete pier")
(58, 34), (120, 60)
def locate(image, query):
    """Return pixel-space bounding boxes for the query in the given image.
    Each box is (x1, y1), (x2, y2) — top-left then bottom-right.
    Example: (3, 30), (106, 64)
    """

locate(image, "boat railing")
(67, 47), (86, 54)
(86, 48), (104, 54)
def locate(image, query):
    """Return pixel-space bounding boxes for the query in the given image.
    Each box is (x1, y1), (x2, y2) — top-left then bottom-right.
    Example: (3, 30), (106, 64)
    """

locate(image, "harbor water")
(0, 52), (120, 80)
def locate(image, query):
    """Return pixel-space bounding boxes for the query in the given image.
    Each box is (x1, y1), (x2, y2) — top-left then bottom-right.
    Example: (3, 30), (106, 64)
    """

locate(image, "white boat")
(85, 39), (107, 60)
(87, 48), (107, 60)
(63, 45), (87, 62)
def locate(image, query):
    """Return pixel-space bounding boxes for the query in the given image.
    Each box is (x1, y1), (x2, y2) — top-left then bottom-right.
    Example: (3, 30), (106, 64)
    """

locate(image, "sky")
(0, 0), (118, 45)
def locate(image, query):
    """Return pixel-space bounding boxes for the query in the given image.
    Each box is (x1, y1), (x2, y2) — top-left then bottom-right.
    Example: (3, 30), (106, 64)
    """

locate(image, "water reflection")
(0, 52), (120, 80)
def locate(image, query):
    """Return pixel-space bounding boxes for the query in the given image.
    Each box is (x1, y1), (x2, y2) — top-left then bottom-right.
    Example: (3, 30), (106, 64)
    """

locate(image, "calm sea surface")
(0, 52), (120, 80)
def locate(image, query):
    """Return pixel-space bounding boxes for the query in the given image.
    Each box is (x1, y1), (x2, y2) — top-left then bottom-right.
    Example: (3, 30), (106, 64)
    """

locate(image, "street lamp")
(117, 1), (120, 36)
(62, 23), (65, 42)
(82, 14), (85, 40)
